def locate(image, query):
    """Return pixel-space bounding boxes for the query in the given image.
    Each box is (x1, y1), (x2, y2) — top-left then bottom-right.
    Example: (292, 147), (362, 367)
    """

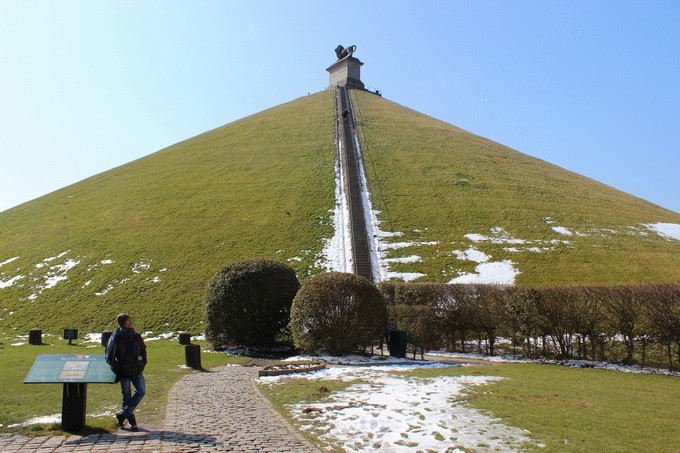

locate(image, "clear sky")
(1, 1), (679, 214)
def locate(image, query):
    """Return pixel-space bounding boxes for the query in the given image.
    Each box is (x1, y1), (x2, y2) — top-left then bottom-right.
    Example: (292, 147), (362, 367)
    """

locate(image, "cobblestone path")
(0, 365), (319, 452)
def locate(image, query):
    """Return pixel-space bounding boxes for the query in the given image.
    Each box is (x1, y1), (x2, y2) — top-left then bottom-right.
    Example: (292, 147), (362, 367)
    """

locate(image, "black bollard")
(388, 330), (408, 359)
(185, 344), (202, 370)
(29, 329), (42, 345)
(178, 332), (191, 345)
(101, 331), (113, 348)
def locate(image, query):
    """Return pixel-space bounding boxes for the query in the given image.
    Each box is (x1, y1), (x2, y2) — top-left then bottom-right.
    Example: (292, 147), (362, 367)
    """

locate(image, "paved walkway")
(0, 365), (319, 452)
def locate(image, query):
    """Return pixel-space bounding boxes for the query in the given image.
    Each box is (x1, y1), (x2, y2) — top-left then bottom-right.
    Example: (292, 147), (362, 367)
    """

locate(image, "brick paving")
(0, 365), (319, 452)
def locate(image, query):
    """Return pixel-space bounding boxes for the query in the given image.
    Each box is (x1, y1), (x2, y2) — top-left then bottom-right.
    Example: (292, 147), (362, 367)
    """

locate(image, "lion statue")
(334, 45), (357, 60)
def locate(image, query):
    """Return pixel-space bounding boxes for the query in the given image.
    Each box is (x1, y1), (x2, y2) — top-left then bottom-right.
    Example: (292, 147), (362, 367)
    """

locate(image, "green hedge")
(291, 272), (387, 355)
(204, 258), (300, 346)
(378, 282), (680, 369)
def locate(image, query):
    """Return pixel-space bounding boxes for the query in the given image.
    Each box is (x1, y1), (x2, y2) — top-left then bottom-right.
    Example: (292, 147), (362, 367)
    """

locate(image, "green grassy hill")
(1, 89), (678, 333)
(351, 90), (680, 286)
(0, 91), (336, 333)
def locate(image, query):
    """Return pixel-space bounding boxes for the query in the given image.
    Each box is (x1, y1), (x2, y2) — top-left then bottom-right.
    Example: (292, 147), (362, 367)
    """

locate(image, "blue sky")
(1, 1), (679, 214)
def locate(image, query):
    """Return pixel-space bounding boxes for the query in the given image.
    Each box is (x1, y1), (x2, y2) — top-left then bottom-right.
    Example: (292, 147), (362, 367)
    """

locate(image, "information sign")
(24, 354), (115, 384)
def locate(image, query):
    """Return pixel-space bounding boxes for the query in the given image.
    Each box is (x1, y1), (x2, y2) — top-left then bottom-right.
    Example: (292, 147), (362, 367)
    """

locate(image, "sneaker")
(115, 412), (126, 427)
(127, 414), (138, 430)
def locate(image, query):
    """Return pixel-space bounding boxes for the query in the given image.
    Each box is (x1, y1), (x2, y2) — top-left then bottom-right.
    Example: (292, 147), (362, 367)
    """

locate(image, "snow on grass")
(83, 332), (102, 343)
(448, 260), (519, 285)
(319, 145), (353, 273)
(384, 255), (422, 264)
(95, 284), (114, 296)
(7, 414), (61, 428)
(644, 222), (680, 241)
(0, 275), (24, 289)
(0, 256), (20, 268)
(428, 351), (680, 377)
(7, 410), (117, 428)
(551, 226), (573, 236)
(143, 331), (175, 341)
(452, 247), (490, 263)
(449, 242), (520, 284)
(384, 271), (426, 282)
(132, 262), (151, 273)
(44, 259), (80, 289)
(260, 362), (539, 452)
(465, 228), (528, 245)
(319, 107), (437, 282)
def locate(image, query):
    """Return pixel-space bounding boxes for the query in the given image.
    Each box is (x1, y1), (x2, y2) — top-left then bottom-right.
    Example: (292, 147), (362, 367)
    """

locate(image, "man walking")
(105, 313), (147, 430)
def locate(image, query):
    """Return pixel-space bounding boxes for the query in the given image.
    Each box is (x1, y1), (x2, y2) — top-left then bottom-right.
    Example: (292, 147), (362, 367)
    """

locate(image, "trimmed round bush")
(290, 272), (388, 355)
(204, 258), (300, 346)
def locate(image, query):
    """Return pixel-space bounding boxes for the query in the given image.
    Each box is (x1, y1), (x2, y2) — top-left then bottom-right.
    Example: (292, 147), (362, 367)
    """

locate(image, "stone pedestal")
(327, 56), (365, 90)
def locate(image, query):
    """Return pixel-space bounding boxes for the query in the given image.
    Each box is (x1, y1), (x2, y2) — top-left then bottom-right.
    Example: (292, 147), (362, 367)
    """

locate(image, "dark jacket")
(105, 327), (147, 378)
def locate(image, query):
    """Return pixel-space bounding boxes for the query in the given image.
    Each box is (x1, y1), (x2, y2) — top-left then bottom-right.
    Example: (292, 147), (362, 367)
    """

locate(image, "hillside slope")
(351, 90), (680, 286)
(1, 89), (678, 334)
(0, 91), (336, 332)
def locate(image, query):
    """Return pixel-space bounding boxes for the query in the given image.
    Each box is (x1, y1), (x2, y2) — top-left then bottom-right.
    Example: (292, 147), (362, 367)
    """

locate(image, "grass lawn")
(259, 361), (680, 452)
(0, 336), (248, 435)
(409, 363), (680, 452)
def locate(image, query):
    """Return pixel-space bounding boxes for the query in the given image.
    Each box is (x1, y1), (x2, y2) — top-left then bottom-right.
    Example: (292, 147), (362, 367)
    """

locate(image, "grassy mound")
(1, 88), (678, 334)
(0, 92), (336, 333)
(351, 90), (680, 285)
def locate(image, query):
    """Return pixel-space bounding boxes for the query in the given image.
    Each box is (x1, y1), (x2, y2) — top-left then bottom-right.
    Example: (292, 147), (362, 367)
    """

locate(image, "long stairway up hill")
(335, 87), (373, 281)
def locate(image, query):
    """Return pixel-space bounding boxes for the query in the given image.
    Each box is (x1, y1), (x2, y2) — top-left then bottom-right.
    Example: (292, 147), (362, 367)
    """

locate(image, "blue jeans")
(120, 374), (146, 417)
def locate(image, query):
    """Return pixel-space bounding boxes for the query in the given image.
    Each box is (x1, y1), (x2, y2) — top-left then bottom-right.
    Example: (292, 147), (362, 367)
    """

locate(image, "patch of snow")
(382, 241), (438, 250)
(552, 226), (573, 236)
(464, 233), (488, 242)
(377, 230), (404, 238)
(319, 148), (353, 273)
(95, 284), (114, 296)
(44, 259), (80, 289)
(0, 275), (24, 289)
(101, 259), (114, 265)
(83, 332), (102, 343)
(0, 256), (19, 267)
(144, 332), (175, 341)
(287, 256), (303, 262)
(448, 260), (519, 285)
(260, 364), (538, 451)
(384, 271), (426, 282)
(283, 354), (452, 368)
(132, 262), (151, 273)
(8, 414), (61, 428)
(452, 247), (490, 263)
(384, 255), (421, 264)
(644, 222), (680, 241)
(465, 228), (527, 245)
(429, 351), (680, 377)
